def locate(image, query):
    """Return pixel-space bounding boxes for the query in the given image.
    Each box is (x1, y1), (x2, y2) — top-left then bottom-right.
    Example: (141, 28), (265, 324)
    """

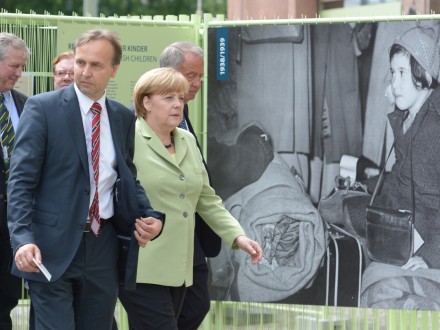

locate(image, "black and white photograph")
(206, 20), (440, 310)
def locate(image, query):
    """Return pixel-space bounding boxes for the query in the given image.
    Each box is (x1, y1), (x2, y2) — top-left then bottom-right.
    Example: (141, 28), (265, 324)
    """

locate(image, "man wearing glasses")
(52, 51), (74, 90)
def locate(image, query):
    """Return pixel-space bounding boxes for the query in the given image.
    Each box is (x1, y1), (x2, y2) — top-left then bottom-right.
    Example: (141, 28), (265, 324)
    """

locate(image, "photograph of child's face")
(390, 53), (425, 112)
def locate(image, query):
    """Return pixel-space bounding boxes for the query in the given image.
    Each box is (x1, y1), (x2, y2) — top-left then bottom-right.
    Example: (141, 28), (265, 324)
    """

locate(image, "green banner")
(57, 22), (195, 106)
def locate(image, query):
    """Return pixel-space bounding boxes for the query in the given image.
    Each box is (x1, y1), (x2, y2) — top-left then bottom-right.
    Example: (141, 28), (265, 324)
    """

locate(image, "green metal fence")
(10, 298), (440, 329)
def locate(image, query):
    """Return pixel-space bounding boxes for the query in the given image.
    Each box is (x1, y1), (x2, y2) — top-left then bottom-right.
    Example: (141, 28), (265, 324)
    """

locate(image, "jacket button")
(183, 212), (188, 218)
(180, 193), (185, 199)
(179, 175), (185, 181)
(78, 223), (84, 229)
(84, 189), (90, 195)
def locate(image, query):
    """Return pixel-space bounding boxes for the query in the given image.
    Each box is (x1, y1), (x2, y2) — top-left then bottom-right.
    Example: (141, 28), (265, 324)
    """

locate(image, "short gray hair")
(160, 41), (203, 69)
(0, 32), (30, 62)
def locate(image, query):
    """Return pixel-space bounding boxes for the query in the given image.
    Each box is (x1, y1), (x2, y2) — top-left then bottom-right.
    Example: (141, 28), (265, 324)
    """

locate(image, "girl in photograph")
(356, 26), (440, 310)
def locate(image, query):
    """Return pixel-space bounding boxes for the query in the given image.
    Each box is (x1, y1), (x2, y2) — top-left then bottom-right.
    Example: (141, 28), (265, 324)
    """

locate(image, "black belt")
(83, 218), (111, 233)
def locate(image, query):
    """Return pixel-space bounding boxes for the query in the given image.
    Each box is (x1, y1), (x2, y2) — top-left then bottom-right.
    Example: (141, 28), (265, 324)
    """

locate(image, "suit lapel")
(62, 86), (89, 177)
(138, 118), (187, 167)
(106, 101), (125, 170)
(183, 104), (211, 182)
(183, 104), (194, 134)
(142, 127), (173, 163)
(183, 104), (203, 154)
(11, 90), (26, 116)
(173, 129), (188, 166)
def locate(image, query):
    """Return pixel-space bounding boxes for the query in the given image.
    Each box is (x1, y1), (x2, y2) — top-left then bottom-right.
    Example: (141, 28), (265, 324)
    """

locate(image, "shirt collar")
(74, 83), (106, 116)
(0, 90), (12, 100)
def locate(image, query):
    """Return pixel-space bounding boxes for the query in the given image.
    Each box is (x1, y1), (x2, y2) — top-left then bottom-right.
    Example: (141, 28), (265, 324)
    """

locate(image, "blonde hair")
(133, 67), (189, 118)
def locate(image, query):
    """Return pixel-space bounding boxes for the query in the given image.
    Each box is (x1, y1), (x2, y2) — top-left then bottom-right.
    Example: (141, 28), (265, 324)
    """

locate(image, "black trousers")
(177, 261), (211, 330)
(0, 202), (21, 330)
(29, 224), (119, 330)
(119, 283), (187, 330)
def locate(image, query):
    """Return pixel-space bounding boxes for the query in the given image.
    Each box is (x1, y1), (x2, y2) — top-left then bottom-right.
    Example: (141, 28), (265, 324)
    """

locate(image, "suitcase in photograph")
(325, 223), (364, 307)
(273, 222), (364, 307)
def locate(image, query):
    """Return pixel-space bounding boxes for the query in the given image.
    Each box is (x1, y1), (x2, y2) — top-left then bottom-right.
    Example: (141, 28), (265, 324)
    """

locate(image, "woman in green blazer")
(118, 67), (263, 330)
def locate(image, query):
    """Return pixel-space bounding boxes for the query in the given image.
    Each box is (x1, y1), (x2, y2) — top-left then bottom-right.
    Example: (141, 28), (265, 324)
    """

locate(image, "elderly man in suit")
(0, 32), (30, 330)
(159, 41), (221, 330)
(7, 29), (164, 330)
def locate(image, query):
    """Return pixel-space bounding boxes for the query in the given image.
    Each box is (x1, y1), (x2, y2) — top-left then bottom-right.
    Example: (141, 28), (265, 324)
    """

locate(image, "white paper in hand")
(33, 257), (52, 281)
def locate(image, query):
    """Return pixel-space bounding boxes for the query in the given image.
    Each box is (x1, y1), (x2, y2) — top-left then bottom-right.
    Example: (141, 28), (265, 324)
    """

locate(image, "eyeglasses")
(54, 71), (74, 78)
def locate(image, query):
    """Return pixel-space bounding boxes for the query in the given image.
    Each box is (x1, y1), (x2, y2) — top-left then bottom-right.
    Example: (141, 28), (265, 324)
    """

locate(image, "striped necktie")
(0, 93), (15, 183)
(89, 102), (102, 235)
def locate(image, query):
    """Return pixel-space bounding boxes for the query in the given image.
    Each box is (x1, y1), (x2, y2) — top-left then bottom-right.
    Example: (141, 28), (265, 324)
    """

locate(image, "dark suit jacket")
(0, 89), (27, 268)
(7, 84), (162, 289)
(0, 89), (27, 198)
(183, 105), (221, 263)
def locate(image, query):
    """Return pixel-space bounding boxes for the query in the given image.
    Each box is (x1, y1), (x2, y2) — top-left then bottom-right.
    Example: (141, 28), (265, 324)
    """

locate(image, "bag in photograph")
(318, 176), (369, 225)
(365, 205), (413, 266)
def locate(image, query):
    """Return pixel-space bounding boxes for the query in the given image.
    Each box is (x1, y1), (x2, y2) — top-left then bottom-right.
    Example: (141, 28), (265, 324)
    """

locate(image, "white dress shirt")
(74, 84), (117, 219)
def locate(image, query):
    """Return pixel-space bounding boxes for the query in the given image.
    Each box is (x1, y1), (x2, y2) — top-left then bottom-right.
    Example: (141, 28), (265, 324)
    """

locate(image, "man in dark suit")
(7, 29), (164, 330)
(159, 41), (222, 330)
(0, 32), (30, 330)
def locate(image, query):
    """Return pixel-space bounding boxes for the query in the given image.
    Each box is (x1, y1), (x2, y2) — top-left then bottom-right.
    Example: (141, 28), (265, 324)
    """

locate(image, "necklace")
(164, 135), (174, 149)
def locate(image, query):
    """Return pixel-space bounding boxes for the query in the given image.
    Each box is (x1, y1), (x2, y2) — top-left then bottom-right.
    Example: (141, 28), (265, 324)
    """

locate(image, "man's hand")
(15, 243), (41, 273)
(134, 217), (163, 247)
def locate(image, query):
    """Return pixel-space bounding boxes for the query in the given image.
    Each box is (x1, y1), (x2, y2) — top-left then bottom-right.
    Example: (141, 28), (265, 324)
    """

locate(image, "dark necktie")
(178, 104), (190, 131)
(0, 93), (15, 184)
(178, 117), (188, 130)
(89, 102), (102, 235)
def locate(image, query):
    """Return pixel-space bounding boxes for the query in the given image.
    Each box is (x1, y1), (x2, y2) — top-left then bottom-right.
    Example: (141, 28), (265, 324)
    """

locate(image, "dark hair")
(390, 43), (438, 89)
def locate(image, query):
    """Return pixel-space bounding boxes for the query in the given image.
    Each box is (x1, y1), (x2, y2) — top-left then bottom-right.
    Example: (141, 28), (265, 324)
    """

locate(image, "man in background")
(160, 41), (221, 330)
(0, 32), (30, 330)
(52, 51), (74, 90)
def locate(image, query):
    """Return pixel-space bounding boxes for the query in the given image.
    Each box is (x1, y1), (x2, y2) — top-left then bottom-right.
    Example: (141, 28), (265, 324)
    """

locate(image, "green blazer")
(134, 118), (245, 286)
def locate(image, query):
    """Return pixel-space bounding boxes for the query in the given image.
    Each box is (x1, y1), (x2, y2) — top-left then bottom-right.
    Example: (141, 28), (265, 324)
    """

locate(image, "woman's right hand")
(234, 235), (263, 265)
(402, 256), (428, 271)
